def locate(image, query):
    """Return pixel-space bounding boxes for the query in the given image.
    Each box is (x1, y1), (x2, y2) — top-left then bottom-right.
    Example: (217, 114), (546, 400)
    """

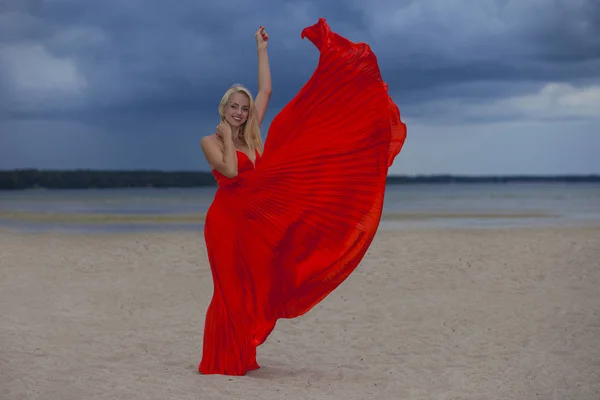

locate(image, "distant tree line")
(385, 175), (600, 184)
(0, 169), (598, 190)
(0, 169), (217, 190)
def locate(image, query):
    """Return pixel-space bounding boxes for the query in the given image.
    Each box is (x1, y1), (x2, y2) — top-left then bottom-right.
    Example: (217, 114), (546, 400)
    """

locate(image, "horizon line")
(1, 168), (599, 178)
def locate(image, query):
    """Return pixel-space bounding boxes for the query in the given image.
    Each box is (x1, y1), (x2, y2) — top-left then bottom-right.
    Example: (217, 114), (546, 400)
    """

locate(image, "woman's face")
(223, 92), (250, 128)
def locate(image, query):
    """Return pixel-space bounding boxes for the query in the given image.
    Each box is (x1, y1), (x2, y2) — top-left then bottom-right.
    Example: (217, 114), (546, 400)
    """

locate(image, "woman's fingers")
(257, 26), (268, 41)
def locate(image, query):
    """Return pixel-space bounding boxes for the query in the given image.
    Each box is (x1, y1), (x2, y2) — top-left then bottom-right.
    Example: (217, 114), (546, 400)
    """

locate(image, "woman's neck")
(226, 121), (241, 137)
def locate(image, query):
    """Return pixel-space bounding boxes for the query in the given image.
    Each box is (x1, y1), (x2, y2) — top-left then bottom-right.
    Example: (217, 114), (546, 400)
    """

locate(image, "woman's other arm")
(200, 123), (238, 178)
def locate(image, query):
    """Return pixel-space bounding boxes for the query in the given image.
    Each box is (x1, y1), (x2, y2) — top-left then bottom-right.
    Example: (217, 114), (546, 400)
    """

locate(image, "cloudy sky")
(1, 0), (599, 175)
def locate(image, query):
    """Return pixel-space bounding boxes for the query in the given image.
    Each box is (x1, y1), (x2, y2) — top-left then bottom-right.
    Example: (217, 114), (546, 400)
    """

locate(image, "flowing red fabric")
(199, 18), (407, 376)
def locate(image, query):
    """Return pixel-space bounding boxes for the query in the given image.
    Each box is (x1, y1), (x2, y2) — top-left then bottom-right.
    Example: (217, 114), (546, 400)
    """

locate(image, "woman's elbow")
(222, 168), (238, 178)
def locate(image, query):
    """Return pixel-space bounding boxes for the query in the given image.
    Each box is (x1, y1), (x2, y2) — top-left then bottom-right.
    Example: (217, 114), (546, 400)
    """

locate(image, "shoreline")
(0, 209), (560, 222)
(2, 209), (595, 235)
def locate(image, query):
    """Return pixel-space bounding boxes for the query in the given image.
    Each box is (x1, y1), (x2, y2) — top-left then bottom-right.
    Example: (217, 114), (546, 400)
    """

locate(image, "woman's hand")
(216, 121), (232, 141)
(255, 26), (269, 50)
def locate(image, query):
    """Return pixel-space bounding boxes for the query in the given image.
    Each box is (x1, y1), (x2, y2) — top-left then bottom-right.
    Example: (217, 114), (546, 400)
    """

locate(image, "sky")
(1, 0), (599, 176)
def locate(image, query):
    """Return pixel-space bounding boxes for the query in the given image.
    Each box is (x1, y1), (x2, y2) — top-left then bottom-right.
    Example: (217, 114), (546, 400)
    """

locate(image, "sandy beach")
(1, 225), (599, 400)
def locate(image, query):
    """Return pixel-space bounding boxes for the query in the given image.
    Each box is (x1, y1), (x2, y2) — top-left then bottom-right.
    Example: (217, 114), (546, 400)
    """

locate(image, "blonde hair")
(218, 84), (263, 154)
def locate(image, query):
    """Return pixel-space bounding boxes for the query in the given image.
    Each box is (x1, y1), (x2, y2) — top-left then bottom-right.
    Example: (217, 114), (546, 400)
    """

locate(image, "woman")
(198, 19), (407, 376)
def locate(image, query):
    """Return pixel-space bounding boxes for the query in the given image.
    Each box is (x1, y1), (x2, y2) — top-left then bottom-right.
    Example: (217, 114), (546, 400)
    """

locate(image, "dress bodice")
(212, 149), (260, 187)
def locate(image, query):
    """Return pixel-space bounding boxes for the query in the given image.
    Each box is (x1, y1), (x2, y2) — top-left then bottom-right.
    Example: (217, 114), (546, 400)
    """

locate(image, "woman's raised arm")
(253, 26), (272, 126)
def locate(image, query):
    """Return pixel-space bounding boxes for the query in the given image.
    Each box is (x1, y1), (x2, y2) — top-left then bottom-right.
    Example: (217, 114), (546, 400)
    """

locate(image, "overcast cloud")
(1, 0), (599, 175)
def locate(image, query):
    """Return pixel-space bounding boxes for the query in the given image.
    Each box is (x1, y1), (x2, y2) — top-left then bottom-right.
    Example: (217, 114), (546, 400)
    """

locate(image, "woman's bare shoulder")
(201, 133), (220, 144)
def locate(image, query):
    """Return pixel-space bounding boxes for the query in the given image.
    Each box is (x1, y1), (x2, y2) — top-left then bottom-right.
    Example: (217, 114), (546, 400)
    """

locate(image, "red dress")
(198, 18), (407, 375)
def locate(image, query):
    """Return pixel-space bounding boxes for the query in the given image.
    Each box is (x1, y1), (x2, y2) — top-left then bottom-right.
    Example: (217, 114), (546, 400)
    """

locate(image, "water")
(1, 183), (599, 233)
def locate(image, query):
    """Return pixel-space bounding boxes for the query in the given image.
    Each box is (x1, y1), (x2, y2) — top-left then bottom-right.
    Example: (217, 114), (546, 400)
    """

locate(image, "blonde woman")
(198, 20), (407, 376)
(200, 27), (270, 178)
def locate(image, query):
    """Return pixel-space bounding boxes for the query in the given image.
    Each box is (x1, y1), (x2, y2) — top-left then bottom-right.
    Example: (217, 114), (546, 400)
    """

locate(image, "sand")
(1, 225), (599, 400)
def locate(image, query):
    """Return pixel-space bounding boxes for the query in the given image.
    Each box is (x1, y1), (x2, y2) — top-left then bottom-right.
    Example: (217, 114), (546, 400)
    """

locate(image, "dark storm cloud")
(2, 0), (357, 117)
(366, 0), (600, 99)
(1, 0), (598, 120)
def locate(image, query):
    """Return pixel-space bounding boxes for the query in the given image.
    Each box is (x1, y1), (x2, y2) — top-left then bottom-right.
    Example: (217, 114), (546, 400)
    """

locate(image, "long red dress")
(198, 18), (407, 376)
